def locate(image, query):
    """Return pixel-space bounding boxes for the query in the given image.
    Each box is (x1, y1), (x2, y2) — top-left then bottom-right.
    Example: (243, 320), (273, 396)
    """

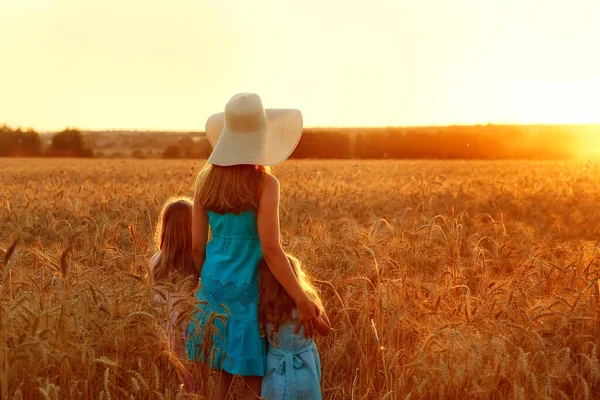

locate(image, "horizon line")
(8, 122), (599, 134)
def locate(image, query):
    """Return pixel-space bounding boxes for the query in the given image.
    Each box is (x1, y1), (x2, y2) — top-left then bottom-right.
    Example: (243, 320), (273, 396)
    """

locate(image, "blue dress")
(186, 210), (266, 376)
(261, 311), (323, 400)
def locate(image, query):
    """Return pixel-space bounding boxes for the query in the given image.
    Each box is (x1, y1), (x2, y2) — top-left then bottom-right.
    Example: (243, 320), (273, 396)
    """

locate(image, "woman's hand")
(314, 311), (332, 337)
(295, 298), (321, 338)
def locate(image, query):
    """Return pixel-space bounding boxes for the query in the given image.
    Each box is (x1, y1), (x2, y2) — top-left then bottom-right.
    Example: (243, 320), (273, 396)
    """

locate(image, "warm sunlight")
(578, 127), (600, 158)
(4, 2), (600, 399)
(504, 81), (599, 125)
(1, 0), (598, 130)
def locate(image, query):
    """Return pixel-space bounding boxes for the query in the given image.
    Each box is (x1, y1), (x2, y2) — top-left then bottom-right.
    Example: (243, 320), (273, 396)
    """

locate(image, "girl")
(259, 255), (331, 400)
(186, 93), (321, 400)
(150, 197), (198, 385)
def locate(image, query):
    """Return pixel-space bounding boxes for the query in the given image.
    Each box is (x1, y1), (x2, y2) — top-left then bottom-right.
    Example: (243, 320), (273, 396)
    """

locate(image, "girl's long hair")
(153, 197), (198, 284)
(195, 163), (270, 214)
(258, 255), (324, 339)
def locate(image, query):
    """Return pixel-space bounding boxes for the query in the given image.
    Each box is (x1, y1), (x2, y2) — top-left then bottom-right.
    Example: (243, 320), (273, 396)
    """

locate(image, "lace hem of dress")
(202, 275), (258, 306)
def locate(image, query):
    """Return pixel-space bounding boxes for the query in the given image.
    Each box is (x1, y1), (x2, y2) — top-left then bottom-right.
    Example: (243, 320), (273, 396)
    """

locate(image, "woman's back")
(208, 210), (259, 238)
(187, 210), (267, 376)
(201, 210), (263, 313)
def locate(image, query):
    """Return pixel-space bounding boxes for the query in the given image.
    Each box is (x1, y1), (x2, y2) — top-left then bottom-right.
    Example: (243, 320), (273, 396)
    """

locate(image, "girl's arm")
(148, 252), (159, 286)
(314, 311), (331, 337)
(191, 192), (209, 273)
(257, 174), (320, 338)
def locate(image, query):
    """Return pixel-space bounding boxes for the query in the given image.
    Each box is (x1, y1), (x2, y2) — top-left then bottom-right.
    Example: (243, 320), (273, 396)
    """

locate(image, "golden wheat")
(1, 158), (600, 399)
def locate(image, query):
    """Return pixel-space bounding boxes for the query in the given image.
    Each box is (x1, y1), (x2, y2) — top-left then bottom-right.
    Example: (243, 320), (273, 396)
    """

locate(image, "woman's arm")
(191, 192), (209, 273)
(257, 174), (320, 338)
(314, 312), (331, 337)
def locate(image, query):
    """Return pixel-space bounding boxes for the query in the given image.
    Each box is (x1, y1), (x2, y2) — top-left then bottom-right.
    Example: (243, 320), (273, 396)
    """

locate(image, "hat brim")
(205, 109), (303, 167)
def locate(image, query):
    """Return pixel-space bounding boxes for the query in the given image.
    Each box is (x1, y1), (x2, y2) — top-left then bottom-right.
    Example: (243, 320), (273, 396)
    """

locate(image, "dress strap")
(268, 341), (316, 400)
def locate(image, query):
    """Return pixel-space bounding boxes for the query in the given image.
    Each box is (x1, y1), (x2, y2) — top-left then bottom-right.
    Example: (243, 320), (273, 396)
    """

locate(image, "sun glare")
(577, 127), (600, 158)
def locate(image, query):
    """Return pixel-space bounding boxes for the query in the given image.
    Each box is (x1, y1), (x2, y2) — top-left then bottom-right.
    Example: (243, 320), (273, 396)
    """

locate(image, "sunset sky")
(1, 0), (599, 131)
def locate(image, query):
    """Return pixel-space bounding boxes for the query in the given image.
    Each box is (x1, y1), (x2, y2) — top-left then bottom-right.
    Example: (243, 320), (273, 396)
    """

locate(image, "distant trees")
(162, 144), (181, 159)
(1, 125), (95, 158)
(47, 128), (94, 157)
(292, 129), (353, 159)
(293, 126), (580, 160)
(155, 126), (582, 161)
(131, 149), (147, 159)
(1, 123), (586, 160)
(162, 137), (212, 159)
(0, 125), (42, 156)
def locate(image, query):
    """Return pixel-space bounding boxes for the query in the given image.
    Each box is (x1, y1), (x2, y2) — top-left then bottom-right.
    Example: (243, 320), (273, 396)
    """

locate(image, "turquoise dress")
(186, 210), (266, 376)
(261, 311), (323, 400)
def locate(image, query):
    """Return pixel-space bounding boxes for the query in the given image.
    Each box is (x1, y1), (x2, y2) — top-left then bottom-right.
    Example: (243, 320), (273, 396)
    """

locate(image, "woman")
(186, 93), (320, 399)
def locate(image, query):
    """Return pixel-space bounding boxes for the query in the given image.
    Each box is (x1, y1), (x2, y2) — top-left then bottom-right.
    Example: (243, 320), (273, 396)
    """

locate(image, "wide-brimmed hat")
(205, 93), (303, 166)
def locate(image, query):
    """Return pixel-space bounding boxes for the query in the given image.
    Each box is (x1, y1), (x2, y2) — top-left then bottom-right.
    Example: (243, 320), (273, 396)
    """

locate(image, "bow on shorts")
(268, 342), (317, 400)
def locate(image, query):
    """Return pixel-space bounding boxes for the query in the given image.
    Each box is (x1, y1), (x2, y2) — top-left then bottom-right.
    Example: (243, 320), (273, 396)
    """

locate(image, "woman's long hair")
(258, 255), (324, 339)
(153, 197), (198, 284)
(195, 163), (270, 214)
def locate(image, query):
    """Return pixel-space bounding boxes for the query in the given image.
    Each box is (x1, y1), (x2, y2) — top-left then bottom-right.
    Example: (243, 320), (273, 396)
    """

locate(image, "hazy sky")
(1, 0), (599, 131)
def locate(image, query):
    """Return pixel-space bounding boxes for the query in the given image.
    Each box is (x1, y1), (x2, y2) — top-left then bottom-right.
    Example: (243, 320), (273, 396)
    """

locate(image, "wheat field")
(1, 158), (600, 399)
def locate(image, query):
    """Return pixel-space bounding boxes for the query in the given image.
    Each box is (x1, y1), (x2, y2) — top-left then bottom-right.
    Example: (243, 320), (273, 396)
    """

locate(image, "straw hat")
(205, 93), (303, 167)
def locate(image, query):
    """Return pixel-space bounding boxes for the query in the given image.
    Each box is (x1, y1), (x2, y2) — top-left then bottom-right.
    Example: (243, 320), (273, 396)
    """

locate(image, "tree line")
(162, 125), (586, 160)
(1, 123), (587, 160)
(0, 125), (93, 157)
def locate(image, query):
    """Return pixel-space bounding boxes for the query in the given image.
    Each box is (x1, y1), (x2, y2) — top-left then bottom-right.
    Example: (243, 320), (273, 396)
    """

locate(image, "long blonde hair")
(153, 197), (198, 284)
(258, 255), (323, 338)
(195, 163), (270, 214)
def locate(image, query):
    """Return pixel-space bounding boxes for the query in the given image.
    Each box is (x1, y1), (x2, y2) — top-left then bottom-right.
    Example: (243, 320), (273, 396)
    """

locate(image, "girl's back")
(262, 313), (323, 400)
(259, 254), (330, 400)
(150, 198), (197, 358)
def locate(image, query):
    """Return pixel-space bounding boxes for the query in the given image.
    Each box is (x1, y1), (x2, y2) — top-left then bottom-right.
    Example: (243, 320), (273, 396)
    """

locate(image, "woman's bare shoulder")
(261, 173), (279, 198)
(264, 172), (279, 186)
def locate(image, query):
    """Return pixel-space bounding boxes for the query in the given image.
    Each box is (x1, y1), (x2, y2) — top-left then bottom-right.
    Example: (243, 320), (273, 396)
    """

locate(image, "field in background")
(2, 158), (600, 399)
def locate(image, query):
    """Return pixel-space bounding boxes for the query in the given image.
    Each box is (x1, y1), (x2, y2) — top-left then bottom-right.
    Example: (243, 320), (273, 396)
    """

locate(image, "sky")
(1, 0), (599, 131)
